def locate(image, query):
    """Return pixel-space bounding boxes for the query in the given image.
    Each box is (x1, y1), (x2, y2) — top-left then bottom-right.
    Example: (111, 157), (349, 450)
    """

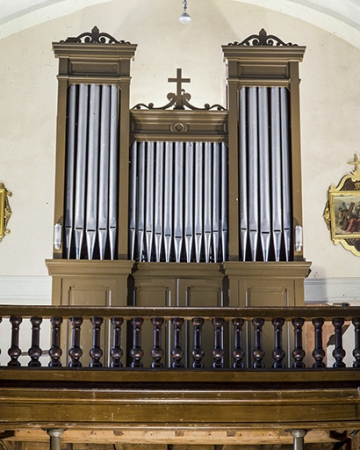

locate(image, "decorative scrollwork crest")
(63, 26), (131, 44)
(132, 68), (225, 111)
(229, 28), (297, 47)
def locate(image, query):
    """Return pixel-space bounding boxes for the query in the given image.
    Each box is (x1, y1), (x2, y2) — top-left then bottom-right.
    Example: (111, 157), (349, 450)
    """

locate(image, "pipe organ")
(47, 27), (311, 364)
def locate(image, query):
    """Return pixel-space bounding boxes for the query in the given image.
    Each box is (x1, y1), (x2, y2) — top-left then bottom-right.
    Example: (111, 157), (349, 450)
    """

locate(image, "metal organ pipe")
(164, 142), (173, 262)
(145, 141), (155, 261)
(221, 142), (228, 263)
(154, 142), (164, 262)
(271, 87), (283, 262)
(239, 88), (248, 261)
(129, 142), (137, 261)
(108, 85), (119, 260)
(194, 142), (203, 263)
(258, 87), (271, 262)
(204, 142), (212, 263)
(137, 142), (146, 262)
(280, 87), (291, 262)
(185, 142), (194, 263)
(74, 84), (89, 260)
(98, 85), (110, 260)
(174, 142), (184, 263)
(212, 143), (220, 263)
(86, 84), (101, 260)
(64, 85), (76, 259)
(248, 87), (259, 261)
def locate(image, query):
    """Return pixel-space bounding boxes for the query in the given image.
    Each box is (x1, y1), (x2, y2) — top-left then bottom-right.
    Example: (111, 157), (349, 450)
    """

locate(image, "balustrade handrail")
(1, 304), (359, 370)
(0, 305), (359, 320)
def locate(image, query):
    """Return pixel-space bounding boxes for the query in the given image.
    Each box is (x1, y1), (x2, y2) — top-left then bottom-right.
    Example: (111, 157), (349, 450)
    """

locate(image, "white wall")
(0, 0), (359, 300)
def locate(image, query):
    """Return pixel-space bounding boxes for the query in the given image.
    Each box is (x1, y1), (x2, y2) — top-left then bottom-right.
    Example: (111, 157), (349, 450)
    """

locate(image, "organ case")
(46, 29), (311, 364)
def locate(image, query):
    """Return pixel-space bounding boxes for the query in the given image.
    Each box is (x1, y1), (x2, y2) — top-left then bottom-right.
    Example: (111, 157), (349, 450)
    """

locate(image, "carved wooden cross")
(168, 68), (190, 109)
(348, 154), (360, 173)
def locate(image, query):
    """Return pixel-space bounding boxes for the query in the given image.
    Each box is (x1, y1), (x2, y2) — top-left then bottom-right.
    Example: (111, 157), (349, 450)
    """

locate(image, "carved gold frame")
(0, 183), (12, 242)
(324, 155), (360, 256)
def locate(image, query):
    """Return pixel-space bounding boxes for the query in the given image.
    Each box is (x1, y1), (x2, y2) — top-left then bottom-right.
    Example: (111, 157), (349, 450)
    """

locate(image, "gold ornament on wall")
(0, 183), (12, 242)
(323, 155), (360, 256)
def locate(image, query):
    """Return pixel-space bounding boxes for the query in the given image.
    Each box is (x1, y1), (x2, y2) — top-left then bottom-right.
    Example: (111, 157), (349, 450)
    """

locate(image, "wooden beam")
(1, 428), (356, 446)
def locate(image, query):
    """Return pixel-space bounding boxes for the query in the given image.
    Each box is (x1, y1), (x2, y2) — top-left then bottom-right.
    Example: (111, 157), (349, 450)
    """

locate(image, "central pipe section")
(129, 141), (228, 263)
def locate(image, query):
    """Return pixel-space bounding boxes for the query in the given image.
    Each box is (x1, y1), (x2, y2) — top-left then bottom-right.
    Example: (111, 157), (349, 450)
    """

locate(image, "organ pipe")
(74, 84), (89, 259)
(185, 142), (194, 262)
(98, 85), (110, 260)
(64, 85), (76, 259)
(164, 142), (173, 262)
(155, 142), (164, 262)
(239, 88), (248, 261)
(108, 85), (119, 260)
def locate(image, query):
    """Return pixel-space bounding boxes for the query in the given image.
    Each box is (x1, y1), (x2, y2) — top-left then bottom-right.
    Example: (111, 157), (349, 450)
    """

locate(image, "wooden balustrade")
(0, 305), (359, 370)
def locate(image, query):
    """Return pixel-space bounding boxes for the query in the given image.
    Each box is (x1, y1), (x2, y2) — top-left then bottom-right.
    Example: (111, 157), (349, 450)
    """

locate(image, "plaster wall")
(0, 0), (359, 293)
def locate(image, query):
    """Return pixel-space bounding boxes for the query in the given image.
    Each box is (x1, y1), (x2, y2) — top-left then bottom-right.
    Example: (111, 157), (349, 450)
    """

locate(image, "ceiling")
(0, 0), (360, 47)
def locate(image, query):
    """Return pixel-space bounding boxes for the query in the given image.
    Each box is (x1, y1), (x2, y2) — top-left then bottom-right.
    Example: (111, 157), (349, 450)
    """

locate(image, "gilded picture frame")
(324, 155), (360, 256)
(0, 183), (12, 242)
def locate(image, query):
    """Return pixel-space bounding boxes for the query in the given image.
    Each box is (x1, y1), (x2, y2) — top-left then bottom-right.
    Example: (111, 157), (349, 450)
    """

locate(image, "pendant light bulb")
(179, 0), (191, 24)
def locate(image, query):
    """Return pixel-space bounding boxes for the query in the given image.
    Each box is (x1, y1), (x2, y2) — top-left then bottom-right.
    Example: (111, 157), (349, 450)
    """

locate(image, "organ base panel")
(46, 259), (134, 307)
(46, 259), (311, 307)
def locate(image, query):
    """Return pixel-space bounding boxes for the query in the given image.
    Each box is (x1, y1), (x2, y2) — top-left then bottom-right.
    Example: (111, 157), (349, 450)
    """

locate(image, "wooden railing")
(0, 306), (360, 370)
(0, 305), (359, 370)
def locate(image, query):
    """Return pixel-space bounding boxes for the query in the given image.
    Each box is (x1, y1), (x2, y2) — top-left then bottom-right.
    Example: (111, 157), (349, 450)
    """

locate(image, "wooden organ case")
(46, 27), (311, 366)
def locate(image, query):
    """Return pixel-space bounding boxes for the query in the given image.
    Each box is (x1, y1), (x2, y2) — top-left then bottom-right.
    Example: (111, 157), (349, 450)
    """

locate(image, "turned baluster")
(8, 316), (22, 366)
(151, 317), (164, 368)
(272, 318), (285, 369)
(352, 317), (360, 368)
(191, 317), (205, 368)
(68, 317), (83, 368)
(212, 318), (225, 368)
(28, 316), (43, 367)
(110, 317), (123, 368)
(312, 317), (326, 368)
(48, 317), (63, 367)
(252, 317), (265, 369)
(332, 317), (346, 368)
(292, 318), (306, 368)
(232, 318), (245, 369)
(171, 317), (184, 368)
(130, 317), (144, 368)
(89, 316), (103, 368)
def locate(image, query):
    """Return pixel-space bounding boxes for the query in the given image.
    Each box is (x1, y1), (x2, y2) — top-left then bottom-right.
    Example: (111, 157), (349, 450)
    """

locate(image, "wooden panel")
(223, 262), (312, 368)
(46, 260), (134, 367)
(62, 279), (113, 367)
(131, 263), (226, 368)
(131, 282), (174, 368)
(0, 388), (358, 426)
(242, 281), (293, 368)
(179, 278), (225, 368)
(238, 62), (289, 79)
(131, 110), (227, 143)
